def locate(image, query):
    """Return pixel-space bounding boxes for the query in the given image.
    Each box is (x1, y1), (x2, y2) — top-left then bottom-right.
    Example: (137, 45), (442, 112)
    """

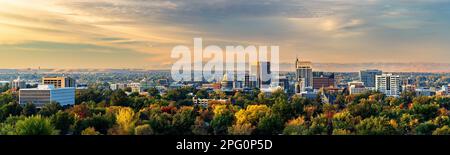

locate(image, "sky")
(0, 0), (450, 70)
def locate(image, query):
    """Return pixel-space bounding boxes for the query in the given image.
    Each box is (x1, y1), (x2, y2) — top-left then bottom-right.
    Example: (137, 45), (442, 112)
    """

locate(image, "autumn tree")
(135, 124), (154, 135)
(283, 116), (308, 135)
(114, 107), (137, 135)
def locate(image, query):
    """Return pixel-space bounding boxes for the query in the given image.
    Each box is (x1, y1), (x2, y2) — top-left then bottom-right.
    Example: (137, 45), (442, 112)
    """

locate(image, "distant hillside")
(1, 63), (449, 73)
(279, 63), (450, 73)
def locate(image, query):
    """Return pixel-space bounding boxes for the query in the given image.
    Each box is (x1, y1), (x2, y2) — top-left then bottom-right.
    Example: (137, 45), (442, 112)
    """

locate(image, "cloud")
(1, 0), (450, 69)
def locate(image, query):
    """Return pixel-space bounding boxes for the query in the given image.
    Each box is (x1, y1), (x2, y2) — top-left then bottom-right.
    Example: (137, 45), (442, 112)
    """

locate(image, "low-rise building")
(19, 85), (75, 107)
(348, 81), (367, 95)
(192, 97), (227, 107)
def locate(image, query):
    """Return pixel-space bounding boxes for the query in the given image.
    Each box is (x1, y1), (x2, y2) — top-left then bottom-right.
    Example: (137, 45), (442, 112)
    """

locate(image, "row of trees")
(0, 86), (450, 135)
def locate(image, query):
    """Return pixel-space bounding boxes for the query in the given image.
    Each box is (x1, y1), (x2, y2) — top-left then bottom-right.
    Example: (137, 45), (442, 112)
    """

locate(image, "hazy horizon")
(1, 62), (449, 73)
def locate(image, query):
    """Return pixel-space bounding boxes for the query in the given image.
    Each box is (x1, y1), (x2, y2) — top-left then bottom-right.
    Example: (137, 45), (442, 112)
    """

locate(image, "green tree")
(172, 107), (196, 135)
(22, 103), (37, 116)
(356, 116), (399, 135)
(195, 89), (209, 99)
(147, 110), (173, 135)
(15, 115), (58, 135)
(147, 88), (160, 98)
(415, 121), (437, 135)
(81, 127), (101, 135)
(51, 111), (75, 135)
(110, 89), (129, 106)
(0, 123), (15, 135)
(433, 126), (450, 135)
(74, 114), (114, 135)
(39, 102), (62, 117)
(0, 102), (22, 121)
(271, 95), (293, 122)
(0, 92), (15, 105)
(211, 105), (235, 135)
(256, 114), (284, 135)
(348, 99), (382, 119)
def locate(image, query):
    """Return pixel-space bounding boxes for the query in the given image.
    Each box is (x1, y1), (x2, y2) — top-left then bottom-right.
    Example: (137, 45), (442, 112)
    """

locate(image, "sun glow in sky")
(1, 0), (450, 69)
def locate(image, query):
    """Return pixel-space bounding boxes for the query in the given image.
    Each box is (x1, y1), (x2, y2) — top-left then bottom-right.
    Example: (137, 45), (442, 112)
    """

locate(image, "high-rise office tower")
(257, 61), (271, 89)
(360, 69), (382, 88)
(376, 74), (401, 97)
(295, 57), (313, 88)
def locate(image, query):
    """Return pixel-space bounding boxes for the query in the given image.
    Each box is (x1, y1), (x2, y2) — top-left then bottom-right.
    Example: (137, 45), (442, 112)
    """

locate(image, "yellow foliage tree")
(235, 105), (271, 126)
(81, 127), (101, 135)
(116, 107), (137, 135)
(287, 116), (305, 126)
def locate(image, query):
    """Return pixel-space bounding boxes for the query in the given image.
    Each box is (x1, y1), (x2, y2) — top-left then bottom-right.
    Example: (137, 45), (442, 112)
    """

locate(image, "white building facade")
(19, 85), (75, 107)
(376, 74), (401, 97)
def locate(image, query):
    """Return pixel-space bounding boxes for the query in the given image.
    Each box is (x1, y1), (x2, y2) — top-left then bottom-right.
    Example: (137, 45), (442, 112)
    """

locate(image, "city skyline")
(1, 0), (450, 70)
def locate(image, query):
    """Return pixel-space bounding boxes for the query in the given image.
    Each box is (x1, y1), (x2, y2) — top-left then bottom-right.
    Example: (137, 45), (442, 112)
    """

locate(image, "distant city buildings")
(376, 74), (401, 97)
(442, 85), (448, 93)
(11, 76), (26, 90)
(110, 83), (127, 91)
(19, 85), (75, 107)
(360, 69), (382, 88)
(0, 81), (9, 86)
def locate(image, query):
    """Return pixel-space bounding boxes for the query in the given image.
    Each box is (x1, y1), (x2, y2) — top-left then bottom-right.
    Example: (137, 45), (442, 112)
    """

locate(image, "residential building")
(376, 74), (401, 97)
